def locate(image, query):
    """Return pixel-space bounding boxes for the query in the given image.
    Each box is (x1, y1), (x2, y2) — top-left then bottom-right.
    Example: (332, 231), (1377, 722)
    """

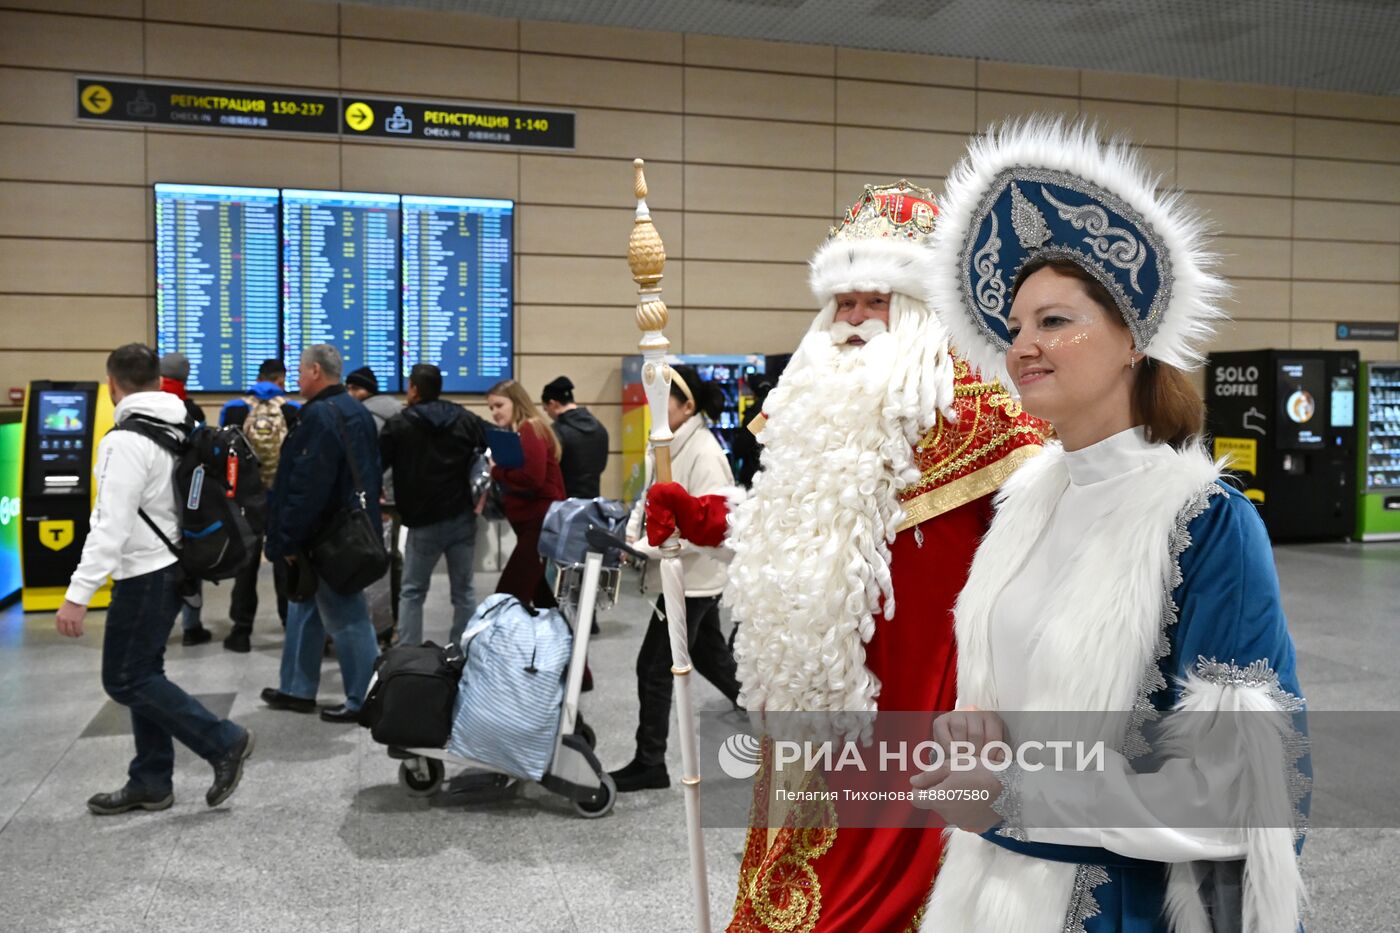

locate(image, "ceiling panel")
(337, 0), (1400, 97)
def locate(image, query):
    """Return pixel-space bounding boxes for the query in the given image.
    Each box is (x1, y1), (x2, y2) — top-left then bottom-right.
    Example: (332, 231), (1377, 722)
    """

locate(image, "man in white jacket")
(56, 344), (253, 815)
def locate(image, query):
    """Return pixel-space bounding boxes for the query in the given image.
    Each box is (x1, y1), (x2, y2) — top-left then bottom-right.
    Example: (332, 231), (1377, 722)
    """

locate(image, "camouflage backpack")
(243, 396), (288, 487)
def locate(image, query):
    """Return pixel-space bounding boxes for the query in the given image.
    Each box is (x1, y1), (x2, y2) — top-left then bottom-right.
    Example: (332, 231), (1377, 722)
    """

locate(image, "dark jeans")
(388, 513), (403, 625)
(496, 517), (557, 610)
(101, 563), (243, 794)
(634, 594), (740, 767)
(229, 534), (288, 631)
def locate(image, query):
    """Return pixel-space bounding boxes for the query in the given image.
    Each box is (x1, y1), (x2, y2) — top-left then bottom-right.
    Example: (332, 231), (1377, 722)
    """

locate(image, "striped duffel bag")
(447, 594), (572, 781)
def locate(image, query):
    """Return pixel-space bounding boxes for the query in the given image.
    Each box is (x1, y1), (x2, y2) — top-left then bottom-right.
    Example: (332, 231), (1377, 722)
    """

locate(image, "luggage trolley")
(392, 521), (627, 819)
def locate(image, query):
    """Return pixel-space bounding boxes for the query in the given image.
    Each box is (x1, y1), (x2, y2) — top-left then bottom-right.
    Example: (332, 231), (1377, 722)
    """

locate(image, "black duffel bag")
(359, 641), (466, 748)
(307, 406), (390, 595)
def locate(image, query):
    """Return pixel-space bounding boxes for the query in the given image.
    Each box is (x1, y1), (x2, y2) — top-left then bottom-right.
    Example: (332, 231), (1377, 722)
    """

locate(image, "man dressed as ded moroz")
(643, 181), (1049, 931)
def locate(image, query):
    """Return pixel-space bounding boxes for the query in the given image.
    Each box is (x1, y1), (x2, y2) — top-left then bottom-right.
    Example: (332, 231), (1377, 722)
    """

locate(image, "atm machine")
(1205, 350), (1359, 541)
(18, 381), (115, 611)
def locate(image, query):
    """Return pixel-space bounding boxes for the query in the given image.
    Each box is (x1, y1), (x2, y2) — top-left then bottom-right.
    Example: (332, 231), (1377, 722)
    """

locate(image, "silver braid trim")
(1193, 655), (1312, 844)
(1061, 864), (1111, 933)
(991, 762), (1028, 842)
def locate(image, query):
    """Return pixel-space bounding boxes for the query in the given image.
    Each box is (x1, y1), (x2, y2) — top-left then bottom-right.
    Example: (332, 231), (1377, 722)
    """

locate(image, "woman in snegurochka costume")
(910, 119), (1310, 932)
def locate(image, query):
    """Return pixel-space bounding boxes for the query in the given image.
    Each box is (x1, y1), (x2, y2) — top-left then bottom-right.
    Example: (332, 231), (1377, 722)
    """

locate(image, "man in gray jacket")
(57, 344), (253, 815)
(345, 366), (403, 432)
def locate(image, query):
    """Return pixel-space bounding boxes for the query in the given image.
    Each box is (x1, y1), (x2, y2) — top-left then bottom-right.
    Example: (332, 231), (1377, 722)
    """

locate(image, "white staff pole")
(628, 158), (711, 933)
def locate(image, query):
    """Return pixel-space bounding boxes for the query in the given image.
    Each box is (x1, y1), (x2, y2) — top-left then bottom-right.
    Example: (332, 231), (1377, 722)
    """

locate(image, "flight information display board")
(401, 196), (515, 393)
(154, 183), (280, 392)
(282, 189), (401, 392)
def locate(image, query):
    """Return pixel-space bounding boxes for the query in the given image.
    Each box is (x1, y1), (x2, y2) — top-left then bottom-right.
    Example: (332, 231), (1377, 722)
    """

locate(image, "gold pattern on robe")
(896, 358), (1051, 531)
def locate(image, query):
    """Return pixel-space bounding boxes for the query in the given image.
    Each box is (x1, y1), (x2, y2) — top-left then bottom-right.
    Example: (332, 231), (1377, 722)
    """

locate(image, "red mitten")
(645, 482), (730, 548)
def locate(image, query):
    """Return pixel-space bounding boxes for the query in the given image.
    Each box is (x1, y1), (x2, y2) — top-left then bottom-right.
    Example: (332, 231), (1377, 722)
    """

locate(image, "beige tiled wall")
(3, 2), (1399, 497)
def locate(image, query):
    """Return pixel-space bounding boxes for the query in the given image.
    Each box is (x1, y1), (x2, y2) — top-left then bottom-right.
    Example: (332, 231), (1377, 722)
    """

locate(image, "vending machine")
(1356, 362), (1400, 540)
(1205, 350), (1359, 541)
(620, 354), (766, 505)
(18, 381), (115, 611)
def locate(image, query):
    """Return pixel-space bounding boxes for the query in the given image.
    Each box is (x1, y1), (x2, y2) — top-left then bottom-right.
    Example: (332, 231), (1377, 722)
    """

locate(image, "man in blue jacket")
(260, 344), (382, 723)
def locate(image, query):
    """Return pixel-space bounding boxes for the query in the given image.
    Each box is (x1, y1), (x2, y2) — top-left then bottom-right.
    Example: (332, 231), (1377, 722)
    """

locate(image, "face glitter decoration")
(1004, 265), (1136, 426)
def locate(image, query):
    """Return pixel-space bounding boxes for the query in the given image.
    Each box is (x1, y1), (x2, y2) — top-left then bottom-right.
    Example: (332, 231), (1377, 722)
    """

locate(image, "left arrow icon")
(80, 84), (113, 115)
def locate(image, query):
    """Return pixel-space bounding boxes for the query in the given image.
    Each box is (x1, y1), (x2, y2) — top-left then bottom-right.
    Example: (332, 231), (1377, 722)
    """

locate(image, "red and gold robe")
(728, 359), (1048, 933)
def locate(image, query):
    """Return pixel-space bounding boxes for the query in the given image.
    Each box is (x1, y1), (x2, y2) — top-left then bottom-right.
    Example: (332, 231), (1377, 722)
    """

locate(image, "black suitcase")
(359, 641), (465, 748)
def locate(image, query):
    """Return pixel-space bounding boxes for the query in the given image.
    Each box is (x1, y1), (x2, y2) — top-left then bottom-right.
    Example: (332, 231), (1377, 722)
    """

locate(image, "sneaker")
(223, 628), (251, 653)
(608, 759), (669, 792)
(207, 727), (254, 807)
(181, 625), (212, 646)
(87, 784), (173, 816)
(259, 687), (316, 713)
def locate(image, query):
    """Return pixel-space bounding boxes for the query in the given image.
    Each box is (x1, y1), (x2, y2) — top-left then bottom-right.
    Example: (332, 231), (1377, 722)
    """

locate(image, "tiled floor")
(0, 539), (1396, 931)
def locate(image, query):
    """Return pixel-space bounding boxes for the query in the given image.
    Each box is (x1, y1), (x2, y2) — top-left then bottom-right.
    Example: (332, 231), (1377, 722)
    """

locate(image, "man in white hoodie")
(56, 343), (253, 815)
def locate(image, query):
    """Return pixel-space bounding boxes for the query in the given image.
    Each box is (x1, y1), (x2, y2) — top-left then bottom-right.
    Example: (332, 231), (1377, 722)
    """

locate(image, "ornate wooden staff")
(629, 157), (712, 932)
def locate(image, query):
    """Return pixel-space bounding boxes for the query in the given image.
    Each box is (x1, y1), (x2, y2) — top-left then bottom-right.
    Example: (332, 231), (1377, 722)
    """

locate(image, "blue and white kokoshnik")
(929, 118), (1229, 386)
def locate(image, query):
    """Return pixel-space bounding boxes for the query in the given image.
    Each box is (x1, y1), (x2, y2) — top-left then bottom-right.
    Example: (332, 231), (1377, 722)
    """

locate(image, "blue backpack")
(448, 594), (573, 781)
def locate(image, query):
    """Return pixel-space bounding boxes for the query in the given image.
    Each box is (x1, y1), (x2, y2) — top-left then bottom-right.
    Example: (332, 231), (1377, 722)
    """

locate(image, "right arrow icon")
(344, 101), (374, 132)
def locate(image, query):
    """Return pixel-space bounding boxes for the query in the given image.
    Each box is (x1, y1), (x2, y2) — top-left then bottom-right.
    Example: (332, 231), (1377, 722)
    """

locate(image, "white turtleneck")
(989, 426), (1176, 709)
(981, 426), (1249, 861)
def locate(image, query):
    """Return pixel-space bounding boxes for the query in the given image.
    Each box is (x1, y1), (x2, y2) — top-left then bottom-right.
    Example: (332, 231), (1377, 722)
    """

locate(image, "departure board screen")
(154, 183), (280, 392)
(282, 189), (401, 392)
(402, 195), (515, 392)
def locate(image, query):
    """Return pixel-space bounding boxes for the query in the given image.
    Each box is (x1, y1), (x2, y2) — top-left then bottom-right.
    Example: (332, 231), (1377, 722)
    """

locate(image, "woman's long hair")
(486, 378), (562, 461)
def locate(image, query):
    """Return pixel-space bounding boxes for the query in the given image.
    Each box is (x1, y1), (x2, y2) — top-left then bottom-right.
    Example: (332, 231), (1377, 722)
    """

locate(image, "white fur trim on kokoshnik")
(929, 116), (1229, 388)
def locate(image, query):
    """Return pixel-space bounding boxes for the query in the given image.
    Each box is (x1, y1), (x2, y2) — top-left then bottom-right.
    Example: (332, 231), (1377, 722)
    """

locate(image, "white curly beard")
(726, 295), (955, 714)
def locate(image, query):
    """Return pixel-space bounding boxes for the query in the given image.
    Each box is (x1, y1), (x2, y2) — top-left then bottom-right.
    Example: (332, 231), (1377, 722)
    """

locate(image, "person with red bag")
(643, 181), (1049, 932)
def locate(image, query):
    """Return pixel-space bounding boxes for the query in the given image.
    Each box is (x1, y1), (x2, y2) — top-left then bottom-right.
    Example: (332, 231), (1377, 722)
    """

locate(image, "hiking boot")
(87, 784), (173, 816)
(207, 727), (254, 807)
